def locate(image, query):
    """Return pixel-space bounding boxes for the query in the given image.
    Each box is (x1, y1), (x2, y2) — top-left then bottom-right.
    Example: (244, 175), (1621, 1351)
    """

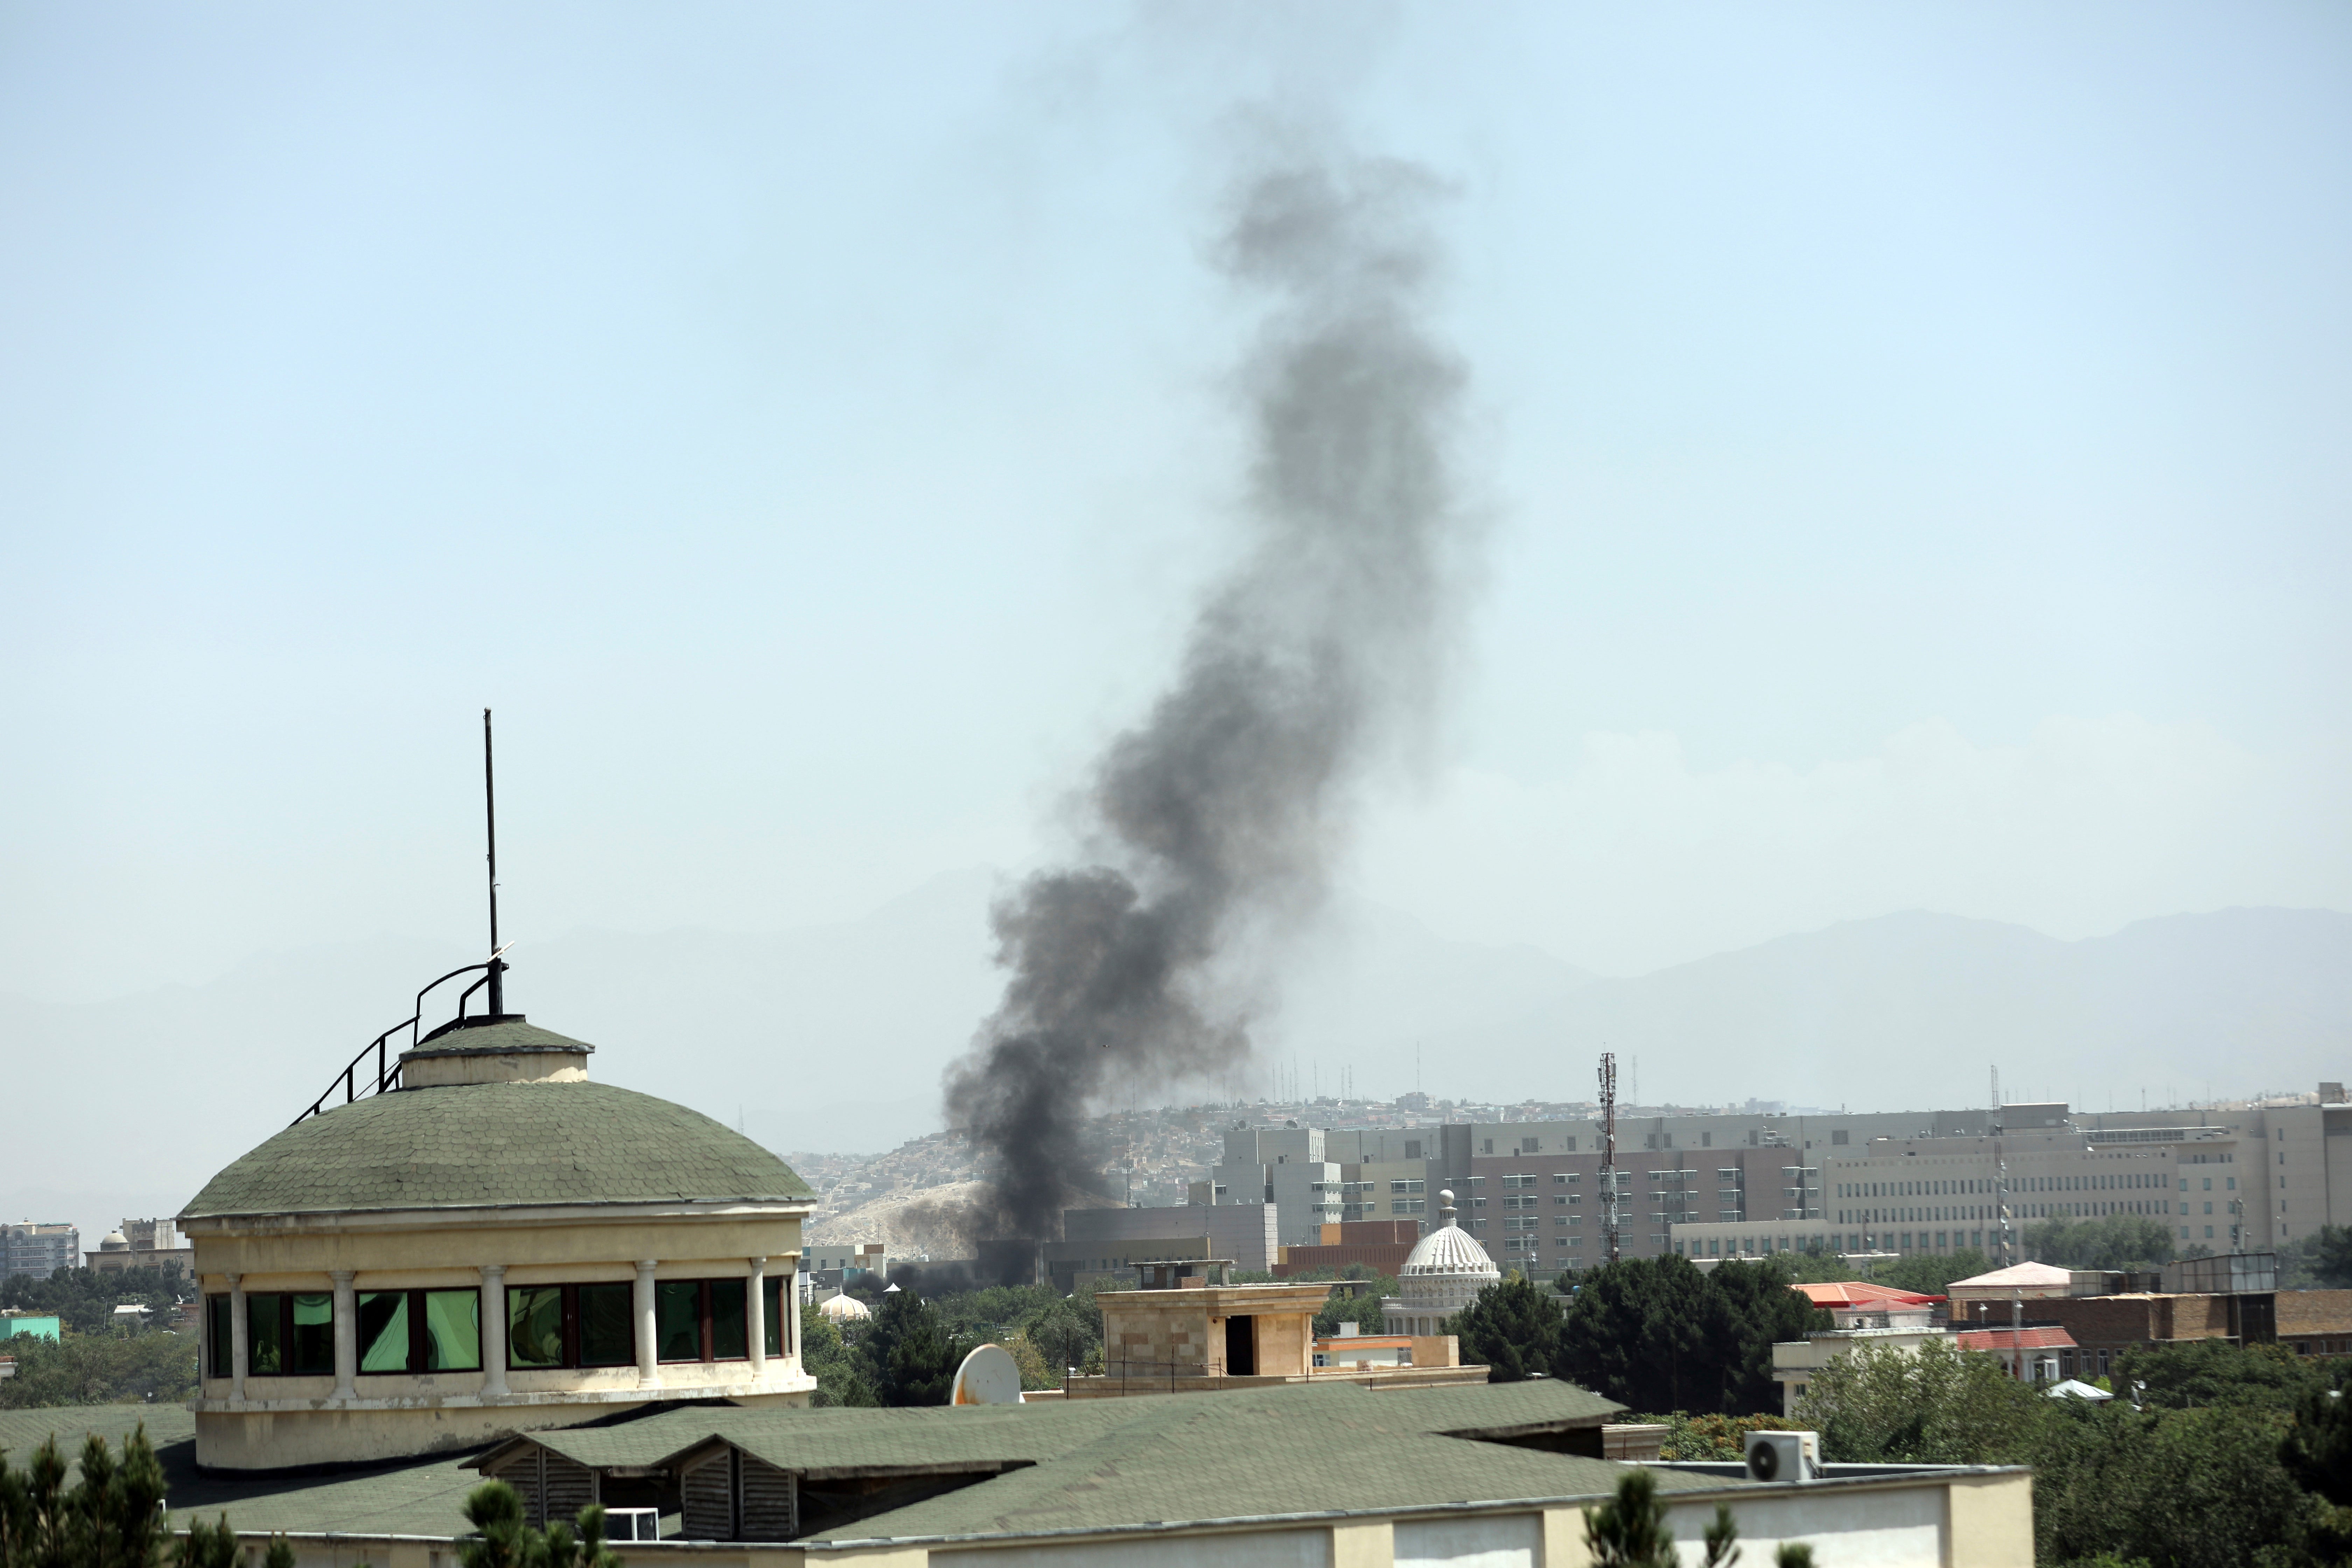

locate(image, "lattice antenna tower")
(1598, 1051), (1620, 1265)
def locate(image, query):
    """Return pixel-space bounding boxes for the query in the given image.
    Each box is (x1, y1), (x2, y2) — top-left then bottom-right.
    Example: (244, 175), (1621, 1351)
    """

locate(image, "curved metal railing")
(290, 957), (507, 1125)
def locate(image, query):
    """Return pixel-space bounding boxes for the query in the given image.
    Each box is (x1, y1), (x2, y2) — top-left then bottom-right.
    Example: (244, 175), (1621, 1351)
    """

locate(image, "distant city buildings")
(2, 1222), (79, 1280)
(88, 1217), (195, 1277)
(1174, 1083), (2348, 1276)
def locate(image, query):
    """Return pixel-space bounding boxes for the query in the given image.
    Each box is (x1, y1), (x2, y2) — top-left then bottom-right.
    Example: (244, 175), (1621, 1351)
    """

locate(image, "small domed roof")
(1396, 1191), (1499, 1289)
(180, 1020), (811, 1220)
(818, 1293), (872, 1321)
(99, 1231), (130, 1251)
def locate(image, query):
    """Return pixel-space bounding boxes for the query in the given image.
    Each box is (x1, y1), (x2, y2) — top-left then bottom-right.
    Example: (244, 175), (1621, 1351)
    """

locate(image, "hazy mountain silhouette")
(5, 876), (2344, 1252)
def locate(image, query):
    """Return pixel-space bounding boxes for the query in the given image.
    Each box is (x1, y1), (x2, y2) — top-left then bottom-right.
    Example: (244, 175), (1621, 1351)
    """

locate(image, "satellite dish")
(951, 1343), (1025, 1406)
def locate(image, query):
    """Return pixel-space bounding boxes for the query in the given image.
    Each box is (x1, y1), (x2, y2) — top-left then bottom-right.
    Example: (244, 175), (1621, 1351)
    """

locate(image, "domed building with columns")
(179, 1013), (818, 1470)
(1381, 1190), (1502, 1338)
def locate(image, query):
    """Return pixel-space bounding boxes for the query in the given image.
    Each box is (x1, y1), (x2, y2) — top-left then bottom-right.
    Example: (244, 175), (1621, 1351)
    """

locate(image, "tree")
(1581, 1469), (1676, 1568)
(457, 1482), (620, 1568)
(1793, 1339), (2041, 1465)
(1706, 1261), (1827, 1414)
(2115, 1339), (2320, 1412)
(2279, 1364), (2352, 1563)
(0, 1425), (168, 1568)
(0, 1330), (200, 1409)
(1312, 1277), (1398, 1339)
(1871, 1249), (1990, 1298)
(1553, 1256), (1819, 1416)
(2280, 1224), (2352, 1291)
(1448, 1278), (1562, 1383)
(797, 1305), (877, 1408)
(868, 1291), (960, 1407)
(2022, 1215), (2172, 1272)
(2031, 1399), (2319, 1568)
(1556, 1256), (1728, 1414)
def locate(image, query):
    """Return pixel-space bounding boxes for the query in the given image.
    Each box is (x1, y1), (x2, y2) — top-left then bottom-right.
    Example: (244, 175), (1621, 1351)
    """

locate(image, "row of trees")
(800, 1277), (1125, 1407)
(1793, 1336), (2352, 1567)
(1, 1270), (192, 1340)
(0, 1333), (198, 1411)
(1451, 1256), (1827, 1415)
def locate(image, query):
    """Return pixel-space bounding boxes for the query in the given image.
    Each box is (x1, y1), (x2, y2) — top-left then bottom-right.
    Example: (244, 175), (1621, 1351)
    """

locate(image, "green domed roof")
(181, 1025), (811, 1220)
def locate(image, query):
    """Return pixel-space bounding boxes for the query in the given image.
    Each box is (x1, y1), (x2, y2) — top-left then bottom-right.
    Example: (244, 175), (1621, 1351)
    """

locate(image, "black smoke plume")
(945, 149), (1471, 1244)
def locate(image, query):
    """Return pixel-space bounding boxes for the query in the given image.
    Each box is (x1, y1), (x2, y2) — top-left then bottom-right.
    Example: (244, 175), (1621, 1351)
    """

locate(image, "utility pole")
(1599, 1052), (1620, 1265)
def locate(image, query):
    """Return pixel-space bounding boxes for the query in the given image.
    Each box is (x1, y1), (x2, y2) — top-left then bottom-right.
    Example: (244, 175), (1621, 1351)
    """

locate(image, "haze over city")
(6, 4), (2350, 1249)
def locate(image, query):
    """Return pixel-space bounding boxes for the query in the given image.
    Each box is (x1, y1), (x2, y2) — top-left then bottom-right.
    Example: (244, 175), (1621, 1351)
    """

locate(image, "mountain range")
(6, 870), (2346, 1251)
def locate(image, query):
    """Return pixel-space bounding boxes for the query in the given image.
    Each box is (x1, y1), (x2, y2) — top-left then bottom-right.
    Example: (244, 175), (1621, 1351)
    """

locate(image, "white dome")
(1384, 1191), (1499, 1335)
(818, 1293), (872, 1322)
(99, 1231), (130, 1251)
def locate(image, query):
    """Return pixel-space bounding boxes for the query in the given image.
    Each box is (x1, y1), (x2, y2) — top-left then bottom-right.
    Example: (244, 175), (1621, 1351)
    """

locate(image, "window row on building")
(205, 1278), (790, 1378)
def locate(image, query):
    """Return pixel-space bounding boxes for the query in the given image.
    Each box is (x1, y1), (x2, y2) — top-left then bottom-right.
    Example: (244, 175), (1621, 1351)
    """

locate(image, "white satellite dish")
(951, 1343), (1025, 1406)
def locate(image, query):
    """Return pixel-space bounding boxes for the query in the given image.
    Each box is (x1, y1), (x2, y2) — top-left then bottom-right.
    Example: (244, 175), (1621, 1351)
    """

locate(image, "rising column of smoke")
(944, 149), (1472, 1244)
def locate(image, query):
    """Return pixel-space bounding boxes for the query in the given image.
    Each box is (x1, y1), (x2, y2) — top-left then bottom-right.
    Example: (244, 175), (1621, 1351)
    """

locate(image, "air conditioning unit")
(1744, 1430), (1821, 1483)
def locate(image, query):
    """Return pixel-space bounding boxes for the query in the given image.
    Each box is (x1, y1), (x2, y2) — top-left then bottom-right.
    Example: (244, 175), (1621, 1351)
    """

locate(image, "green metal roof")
(181, 1033), (812, 1219)
(20, 1383), (1727, 1547)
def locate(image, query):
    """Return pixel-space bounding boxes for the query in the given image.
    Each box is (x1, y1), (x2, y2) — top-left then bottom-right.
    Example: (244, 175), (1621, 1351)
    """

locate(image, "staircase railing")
(290, 958), (507, 1125)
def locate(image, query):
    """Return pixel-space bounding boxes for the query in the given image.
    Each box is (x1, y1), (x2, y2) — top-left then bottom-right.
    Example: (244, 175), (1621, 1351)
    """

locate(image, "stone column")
(479, 1265), (509, 1398)
(227, 1273), (248, 1402)
(782, 1268), (797, 1361)
(746, 1257), (767, 1377)
(331, 1270), (357, 1400)
(635, 1260), (660, 1388)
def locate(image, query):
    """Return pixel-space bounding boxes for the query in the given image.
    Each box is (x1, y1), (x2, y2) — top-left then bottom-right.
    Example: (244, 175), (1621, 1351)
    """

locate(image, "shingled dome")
(181, 1018), (811, 1219)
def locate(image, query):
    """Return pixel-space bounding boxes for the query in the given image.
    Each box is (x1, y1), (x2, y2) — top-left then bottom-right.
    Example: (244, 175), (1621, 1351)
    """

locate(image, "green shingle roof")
(120, 1381), (1721, 1545)
(181, 1029), (811, 1219)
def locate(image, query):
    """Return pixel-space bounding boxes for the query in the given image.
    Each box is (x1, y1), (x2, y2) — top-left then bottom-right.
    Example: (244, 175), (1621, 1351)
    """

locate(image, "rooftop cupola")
(397, 1016), (594, 1087)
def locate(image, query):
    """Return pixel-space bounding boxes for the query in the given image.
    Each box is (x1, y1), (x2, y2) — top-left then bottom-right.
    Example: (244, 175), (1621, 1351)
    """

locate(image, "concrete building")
(61, 1384), (2034, 1567)
(1209, 1124), (1341, 1246)
(180, 1015), (819, 1470)
(1272, 1218), (1420, 1279)
(1770, 1283), (1949, 1415)
(1045, 1203), (1278, 1291)
(795, 1242), (883, 1302)
(89, 1218), (195, 1278)
(3, 1222), (79, 1280)
(1240, 1084), (2348, 1274)
(1074, 1263), (1479, 1395)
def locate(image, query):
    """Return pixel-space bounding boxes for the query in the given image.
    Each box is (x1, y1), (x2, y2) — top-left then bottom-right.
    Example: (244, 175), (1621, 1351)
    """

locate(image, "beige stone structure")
(1068, 1268), (1483, 1396)
(180, 1017), (818, 1470)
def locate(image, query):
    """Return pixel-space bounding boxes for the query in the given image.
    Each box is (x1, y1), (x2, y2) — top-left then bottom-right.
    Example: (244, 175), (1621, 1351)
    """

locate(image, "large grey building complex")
(2, 1222), (80, 1279)
(1204, 1084), (2347, 1277)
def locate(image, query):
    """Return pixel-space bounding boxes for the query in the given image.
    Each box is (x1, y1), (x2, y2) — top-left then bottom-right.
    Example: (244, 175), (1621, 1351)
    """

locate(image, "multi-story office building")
(1210, 1083), (2347, 1276)
(2, 1223), (79, 1280)
(1211, 1125), (1344, 1247)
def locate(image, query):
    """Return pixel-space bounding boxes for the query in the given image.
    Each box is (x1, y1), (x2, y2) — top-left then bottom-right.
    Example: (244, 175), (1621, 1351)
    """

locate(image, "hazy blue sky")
(5, 2), (2348, 1001)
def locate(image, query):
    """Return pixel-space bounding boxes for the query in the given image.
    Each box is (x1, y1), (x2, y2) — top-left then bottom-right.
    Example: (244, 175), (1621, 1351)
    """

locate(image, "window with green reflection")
(509, 1285), (566, 1368)
(358, 1292), (411, 1372)
(248, 1293), (333, 1377)
(763, 1277), (784, 1359)
(422, 1290), (479, 1370)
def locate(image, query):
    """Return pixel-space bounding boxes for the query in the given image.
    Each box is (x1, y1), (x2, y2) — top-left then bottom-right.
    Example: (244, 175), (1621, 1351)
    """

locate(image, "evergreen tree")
(1706, 1261), (1828, 1414)
(868, 1291), (960, 1407)
(1447, 1277), (1562, 1383)
(1556, 1255), (1727, 1414)
(0, 1426), (169, 1568)
(1581, 1469), (1676, 1567)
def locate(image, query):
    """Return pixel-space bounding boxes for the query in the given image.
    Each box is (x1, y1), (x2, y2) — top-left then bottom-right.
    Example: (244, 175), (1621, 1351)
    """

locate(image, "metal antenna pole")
(484, 708), (504, 1017)
(1599, 1052), (1620, 1265)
